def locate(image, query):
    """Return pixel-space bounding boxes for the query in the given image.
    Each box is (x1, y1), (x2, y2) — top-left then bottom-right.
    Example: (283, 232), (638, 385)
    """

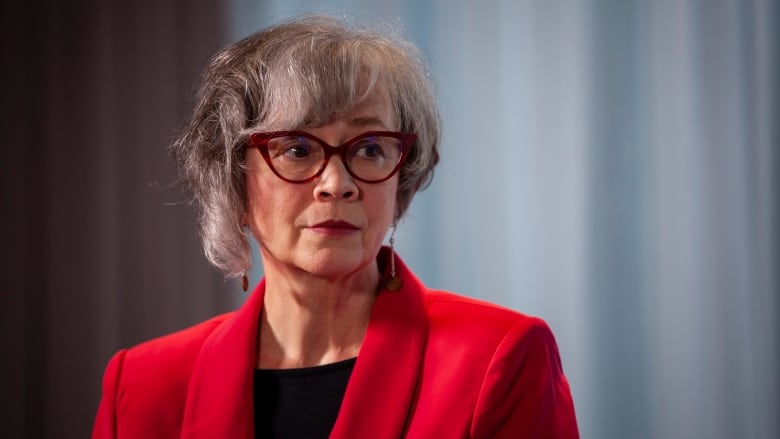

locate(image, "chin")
(300, 246), (375, 279)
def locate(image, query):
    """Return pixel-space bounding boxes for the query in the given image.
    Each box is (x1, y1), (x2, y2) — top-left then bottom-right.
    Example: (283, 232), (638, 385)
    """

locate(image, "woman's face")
(244, 89), (399, 281)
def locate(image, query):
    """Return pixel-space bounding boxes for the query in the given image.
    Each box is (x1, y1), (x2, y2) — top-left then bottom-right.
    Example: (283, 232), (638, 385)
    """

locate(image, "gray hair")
(172, 15), (441, 278)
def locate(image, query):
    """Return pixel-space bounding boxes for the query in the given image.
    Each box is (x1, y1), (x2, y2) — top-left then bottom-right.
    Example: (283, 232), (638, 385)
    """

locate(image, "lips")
(308, 220), (360, 236)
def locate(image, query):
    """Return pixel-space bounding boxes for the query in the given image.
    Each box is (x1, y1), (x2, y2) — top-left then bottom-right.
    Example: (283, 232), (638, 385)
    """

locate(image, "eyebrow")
(347, 115), (388, 129)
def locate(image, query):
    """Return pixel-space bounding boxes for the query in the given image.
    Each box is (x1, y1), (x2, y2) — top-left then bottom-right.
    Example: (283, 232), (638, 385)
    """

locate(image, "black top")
(254, 357), (357, 439)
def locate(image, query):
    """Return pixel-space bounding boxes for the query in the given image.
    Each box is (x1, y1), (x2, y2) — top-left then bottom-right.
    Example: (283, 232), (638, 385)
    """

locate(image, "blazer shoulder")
(124, 312), (234, 365)
(94, 312), (237, 437)
(420, 290), (578, 437)
(113, 313), (235, 415)
(423, 289), (548, 337)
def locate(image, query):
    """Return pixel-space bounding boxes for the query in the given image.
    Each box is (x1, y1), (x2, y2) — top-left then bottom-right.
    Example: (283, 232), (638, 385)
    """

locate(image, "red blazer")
(93, 251), (578, 438)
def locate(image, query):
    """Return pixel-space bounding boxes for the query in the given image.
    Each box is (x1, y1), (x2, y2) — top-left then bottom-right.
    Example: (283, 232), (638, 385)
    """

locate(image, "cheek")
(367, 181), (399, 224)
(245, 175), (287, 237)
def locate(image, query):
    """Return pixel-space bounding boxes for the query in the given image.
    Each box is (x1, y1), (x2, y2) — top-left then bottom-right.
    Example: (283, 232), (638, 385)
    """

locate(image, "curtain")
(1, 1), (240, 438)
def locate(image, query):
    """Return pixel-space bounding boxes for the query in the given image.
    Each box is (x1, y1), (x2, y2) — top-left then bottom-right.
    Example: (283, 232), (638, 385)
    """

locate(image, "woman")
(93, 15), (578, 439)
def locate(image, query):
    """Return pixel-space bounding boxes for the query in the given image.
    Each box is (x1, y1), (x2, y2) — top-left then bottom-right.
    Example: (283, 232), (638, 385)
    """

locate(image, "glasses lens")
(265, 135), (325, 181)
(346, 136), (404, 181)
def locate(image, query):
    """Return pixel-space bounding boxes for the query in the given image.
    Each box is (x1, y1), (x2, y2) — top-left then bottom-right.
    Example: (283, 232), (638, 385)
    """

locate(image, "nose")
(313, 157), (359, 201)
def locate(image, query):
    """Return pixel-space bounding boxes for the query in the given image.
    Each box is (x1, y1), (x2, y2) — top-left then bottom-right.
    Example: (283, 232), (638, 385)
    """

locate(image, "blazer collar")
(181, 248), (428, 439)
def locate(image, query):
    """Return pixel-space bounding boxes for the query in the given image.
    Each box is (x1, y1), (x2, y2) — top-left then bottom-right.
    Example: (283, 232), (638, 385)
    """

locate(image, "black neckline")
(256, 357), (357, 377)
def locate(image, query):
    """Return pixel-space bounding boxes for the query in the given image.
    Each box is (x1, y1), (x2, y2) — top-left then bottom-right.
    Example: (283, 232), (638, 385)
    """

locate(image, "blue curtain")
(231, 1), (779, 438)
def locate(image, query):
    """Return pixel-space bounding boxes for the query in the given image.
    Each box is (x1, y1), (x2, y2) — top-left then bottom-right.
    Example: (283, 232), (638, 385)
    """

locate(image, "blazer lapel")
(181, 280), (266, 439)
(330, 250), (428, 439)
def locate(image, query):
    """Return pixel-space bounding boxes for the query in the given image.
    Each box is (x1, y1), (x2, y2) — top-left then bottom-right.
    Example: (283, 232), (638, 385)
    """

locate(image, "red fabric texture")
(93, 250), (579, 438)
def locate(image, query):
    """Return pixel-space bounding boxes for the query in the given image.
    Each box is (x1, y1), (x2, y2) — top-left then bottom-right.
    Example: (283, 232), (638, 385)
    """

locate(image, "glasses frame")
(247, 130), (416, 184)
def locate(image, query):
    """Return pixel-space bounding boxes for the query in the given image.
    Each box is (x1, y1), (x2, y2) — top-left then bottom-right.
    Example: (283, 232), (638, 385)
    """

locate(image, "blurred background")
(2, 0), (777, 438)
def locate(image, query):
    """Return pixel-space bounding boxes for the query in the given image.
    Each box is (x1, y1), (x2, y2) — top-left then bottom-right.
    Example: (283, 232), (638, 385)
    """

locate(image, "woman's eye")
(283, 144), (311, 158)
(271, 139), (316, 160)
(355, 142), (384, 159)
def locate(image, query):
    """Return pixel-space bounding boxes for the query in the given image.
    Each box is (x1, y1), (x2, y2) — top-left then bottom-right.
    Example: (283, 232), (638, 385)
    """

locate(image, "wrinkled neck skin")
(255, 247), (380, 370)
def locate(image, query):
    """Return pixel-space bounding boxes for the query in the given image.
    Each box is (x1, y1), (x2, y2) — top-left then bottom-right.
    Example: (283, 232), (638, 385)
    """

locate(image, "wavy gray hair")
(172, 15), (441, 278)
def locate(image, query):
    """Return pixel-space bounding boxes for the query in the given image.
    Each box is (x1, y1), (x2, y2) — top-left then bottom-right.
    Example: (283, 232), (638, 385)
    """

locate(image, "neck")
(256, 258), (380, 369)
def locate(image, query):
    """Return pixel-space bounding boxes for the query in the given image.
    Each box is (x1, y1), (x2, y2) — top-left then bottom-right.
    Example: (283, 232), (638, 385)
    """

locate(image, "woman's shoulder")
(94, 312), (238, 435)
(423, 289), (549, 331)
(419, 289), (557, 356)
(125, 312), (234, 360)
(408, 289), (577, 438)
(112, 312), (235, 391)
